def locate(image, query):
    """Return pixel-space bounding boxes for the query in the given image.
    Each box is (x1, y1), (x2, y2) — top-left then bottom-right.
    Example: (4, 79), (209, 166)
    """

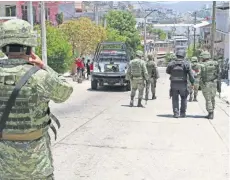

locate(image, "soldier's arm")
(125, 64), (131, 80)
(35, 66), (73, 103)
(142, 61), (148, 80)
(186, 63), (195, 84)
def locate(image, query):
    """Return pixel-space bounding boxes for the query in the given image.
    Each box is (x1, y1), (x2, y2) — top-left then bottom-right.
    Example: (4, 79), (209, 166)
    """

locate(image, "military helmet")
(147, 54), (154, 60)
(176, 49), (186, 58)
(136, 50), (143, 57)
(191, 56), (198, 62)
(200, 51), (211, 59)
(0, 19), (37, 48)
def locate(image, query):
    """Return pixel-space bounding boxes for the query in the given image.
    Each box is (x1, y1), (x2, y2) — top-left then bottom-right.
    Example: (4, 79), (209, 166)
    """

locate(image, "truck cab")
(91, 42), (130, 90)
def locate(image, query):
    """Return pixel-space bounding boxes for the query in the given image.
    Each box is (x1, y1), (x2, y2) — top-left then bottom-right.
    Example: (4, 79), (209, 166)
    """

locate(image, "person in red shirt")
(75, 57), (84, 77)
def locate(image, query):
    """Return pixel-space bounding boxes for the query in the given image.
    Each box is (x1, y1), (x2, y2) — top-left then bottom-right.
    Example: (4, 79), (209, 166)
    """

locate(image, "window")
(5, 5), (16, 16)
(45, 7), (50, 20)
(21, 5), (28, 21)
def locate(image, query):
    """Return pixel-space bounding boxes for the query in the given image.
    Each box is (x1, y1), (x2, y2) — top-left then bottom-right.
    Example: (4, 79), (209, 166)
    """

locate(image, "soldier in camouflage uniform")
(188, 56), (202, 102)
(146, 54), (159, 99)
(200, 51), (220, 119)
(126, 50), (148, 107)
(0, 19), (73, 179)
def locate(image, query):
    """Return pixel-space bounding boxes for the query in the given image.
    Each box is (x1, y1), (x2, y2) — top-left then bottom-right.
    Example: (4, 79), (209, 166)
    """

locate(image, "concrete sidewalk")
(52, 72), (229, 180)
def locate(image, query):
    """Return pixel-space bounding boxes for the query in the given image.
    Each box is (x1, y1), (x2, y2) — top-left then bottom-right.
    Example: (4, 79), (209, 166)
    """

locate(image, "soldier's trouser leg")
(45, 174), (55, 180)
(172, 89), (179, 115)
(193, 84), (199, 101)
(146, 80), (150, 99)
(189, 86), (193, 101)
(130, 80), (137, 106)
(202, 82), (217, 113)
(179, 88), (188, 114)
(151, 79), (156, 98)
(138, 81), (145, 99)
(137, 81), (145, 107)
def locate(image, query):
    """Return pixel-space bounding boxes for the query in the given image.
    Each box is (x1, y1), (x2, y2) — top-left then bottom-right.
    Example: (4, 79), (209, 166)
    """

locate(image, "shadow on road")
(157, 114), (206, 119)
(87, 86), (129, 92)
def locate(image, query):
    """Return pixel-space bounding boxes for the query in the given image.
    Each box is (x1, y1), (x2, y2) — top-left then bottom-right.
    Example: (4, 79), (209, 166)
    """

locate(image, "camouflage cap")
(200, 51), (211, 59)
(136, 50), (143, 57)
(191, 56), (198, 62)
(0, 19), (37, 48)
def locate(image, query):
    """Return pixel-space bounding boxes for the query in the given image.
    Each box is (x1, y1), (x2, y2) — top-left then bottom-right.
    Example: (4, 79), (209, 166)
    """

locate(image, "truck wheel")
(91, 80), (98, 90)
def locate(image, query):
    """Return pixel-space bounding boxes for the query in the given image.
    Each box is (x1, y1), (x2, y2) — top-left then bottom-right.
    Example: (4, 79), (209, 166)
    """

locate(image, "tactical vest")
(0, 59), (59, 140)
(130, 59), (142, 77)
(146, 61), (156, 77)
(202, 61), (218, 82)
(170, 60), (187, 82)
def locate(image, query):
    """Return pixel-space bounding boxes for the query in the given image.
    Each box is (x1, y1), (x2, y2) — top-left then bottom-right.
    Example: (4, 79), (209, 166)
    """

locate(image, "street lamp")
(144, 10), (157, 57)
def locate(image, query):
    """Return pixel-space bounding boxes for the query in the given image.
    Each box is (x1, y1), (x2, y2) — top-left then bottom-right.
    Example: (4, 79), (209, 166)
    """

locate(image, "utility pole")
(144, 10), (156, 57)
(27, 1), (33, 28)
(193, 12), (197, 55)
(211, 1), (216, 59)
(41, 1), (47, 65)
(187, 26), (190, 47)
(94, 2), (99, 25)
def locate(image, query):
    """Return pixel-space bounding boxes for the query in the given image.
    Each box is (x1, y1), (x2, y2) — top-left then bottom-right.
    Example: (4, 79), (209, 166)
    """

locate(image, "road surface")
(50, 68), (229, 180)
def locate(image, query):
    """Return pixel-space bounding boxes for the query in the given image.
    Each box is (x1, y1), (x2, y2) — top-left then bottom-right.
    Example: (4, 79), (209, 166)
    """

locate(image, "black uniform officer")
(166, 49), (195, 118)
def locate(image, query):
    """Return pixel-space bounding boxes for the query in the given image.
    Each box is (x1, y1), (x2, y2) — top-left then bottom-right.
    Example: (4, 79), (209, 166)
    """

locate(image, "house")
(215, 2), (229, 60)
(0, 1), (62, 25)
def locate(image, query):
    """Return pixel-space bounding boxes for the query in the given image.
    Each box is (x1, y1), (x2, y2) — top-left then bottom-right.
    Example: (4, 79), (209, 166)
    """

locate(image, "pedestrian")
(200, 51), (221, 119)
(125, 50), (148, 107)
(75, 57), (84, 78)
(86, 59), (91, 80)
(166, 49), (195, 118)
(0, 19), (73, 179)
(146, 54), (159, 99)
(188, 56), (202, 102)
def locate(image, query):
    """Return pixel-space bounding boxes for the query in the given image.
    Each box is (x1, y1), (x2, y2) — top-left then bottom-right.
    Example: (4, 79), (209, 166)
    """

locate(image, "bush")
(35, 23), (73, 73)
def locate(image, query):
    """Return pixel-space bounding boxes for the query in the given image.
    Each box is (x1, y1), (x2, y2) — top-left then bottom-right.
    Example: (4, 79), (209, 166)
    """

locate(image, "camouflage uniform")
(200, 51), (220, 119)
(146, 54), (159, 99)
(188, 57), (202, 102)
(126, 50), (148, 107)
(0, 20), (73, 179)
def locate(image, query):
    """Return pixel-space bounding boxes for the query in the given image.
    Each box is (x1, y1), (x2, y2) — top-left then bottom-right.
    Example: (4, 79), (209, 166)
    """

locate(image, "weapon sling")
(0, 66), (60, 140)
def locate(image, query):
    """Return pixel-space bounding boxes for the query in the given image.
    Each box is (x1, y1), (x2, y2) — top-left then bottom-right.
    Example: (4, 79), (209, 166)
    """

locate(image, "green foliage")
(106, 28), (127, 42)
(105, 10), (141, 58)
(147, 25), (167, 40)
(35, 23), (73, 73)
(165, 53), (174, 64)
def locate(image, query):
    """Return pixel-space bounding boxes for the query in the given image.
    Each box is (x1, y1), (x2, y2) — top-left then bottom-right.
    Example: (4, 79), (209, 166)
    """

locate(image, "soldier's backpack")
(130, 59), (142, 78)
(170, 60), (187, 82)
(202, 61), (218, 82)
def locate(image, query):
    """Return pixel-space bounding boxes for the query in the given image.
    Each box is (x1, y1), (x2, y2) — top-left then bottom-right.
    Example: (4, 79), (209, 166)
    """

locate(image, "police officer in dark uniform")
(166, 49), (195, 118)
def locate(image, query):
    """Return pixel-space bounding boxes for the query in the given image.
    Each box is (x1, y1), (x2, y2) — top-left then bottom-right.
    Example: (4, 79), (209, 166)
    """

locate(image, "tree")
(106, 28), (127, 42)
(105, 10), (141, 58)
(35, 23), (73, 73)
(60, 17), (107, 56)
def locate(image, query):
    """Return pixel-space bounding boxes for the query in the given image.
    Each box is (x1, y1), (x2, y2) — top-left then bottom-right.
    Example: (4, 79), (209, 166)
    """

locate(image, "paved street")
(50, 68), (229, 180)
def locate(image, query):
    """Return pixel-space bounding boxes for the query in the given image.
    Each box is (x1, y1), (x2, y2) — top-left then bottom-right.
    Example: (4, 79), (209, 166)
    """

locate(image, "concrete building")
(215, 2), (229, 60)
(0, 1), (62, 25)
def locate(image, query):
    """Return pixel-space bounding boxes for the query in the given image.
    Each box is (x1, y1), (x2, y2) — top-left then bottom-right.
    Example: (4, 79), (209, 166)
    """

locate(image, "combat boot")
(208, 112), (214, 119)
(173, 113), (179, 118)
(193, 94), (198, 102)
(189, 95), (193, 102)
(180, 112), (186, 118)
(152, 93), (157, 100)
(137, 99), (144, 107)
(129, 96), (134, 107)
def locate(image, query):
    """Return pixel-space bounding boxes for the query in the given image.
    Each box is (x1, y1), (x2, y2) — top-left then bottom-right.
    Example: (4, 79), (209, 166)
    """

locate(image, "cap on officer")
(136, 50), (143, 58)
(191, 56), (198, 62)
